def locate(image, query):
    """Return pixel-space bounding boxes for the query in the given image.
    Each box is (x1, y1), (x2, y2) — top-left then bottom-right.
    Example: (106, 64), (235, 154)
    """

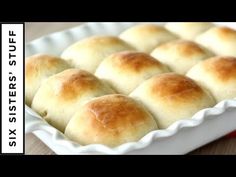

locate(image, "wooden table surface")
(25, 22), (236, 155)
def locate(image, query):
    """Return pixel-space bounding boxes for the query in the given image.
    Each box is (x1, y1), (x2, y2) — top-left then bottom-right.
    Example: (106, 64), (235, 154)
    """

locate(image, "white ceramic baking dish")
(25, 22), (236, 154)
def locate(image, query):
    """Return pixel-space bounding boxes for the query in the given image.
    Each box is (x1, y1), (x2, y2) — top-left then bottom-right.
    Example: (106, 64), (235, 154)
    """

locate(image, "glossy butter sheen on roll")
(95, 51), (170, 94)
(25, 54), (71, 106)
(130, 73), (216, 129)
(151, 40), (213, 74)
(31, 68), (115, 132)
(65, 94), (158, 147)
(187, 56), (236, 102)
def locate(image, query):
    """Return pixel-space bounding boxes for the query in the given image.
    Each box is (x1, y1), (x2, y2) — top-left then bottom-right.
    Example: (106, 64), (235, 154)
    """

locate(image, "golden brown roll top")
(95, 51), (170, 94)
(195, 26), (236, 57)
(165, 22), (214, 40)
(119, 24), (177, 53)
(61, 36), (135, 73)
(31, 69), (115, 132)
(151, 40), (213, 74)
(130, 73), (216, 129)
(25, 54), (71, 106)
(186, 56), (236, 102)
(65, 94), (157, 147)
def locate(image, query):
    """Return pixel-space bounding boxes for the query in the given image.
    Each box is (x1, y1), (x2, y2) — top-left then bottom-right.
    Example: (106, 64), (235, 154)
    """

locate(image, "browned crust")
(25, 54), (67, 80)
(84, 95), (151, 132)
(150, 73), (204, 101)
(156, 40), (206, 58)
(53, 69), (103, 101)
(107, 51), (163, 72)
(203, 56), (236, 82)
(215, 27), (236, 40)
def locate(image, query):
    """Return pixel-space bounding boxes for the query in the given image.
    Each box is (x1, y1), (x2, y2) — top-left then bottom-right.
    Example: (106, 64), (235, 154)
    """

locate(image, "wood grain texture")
(25, 22), (236, 155)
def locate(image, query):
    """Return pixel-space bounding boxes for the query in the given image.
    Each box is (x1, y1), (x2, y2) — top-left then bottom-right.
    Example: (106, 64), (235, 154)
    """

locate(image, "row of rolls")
(25, 22), (236, 147)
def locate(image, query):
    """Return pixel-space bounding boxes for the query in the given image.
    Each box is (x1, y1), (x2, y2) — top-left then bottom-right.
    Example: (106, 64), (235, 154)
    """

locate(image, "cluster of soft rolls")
(25, 23), (236, 147)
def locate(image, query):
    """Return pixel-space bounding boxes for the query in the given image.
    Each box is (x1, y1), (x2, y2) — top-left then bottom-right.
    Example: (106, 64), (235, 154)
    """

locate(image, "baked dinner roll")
(165, 22), (213, 40)
(151, 40), (213, 74)
(119, 24), (177, 53)
(130, 73), (215, 129)
(195, 26), (236, 57)
(61, 36), (134, 73)
(25, 54), (70, 106)
(186, 56), (236, 102)
(65, 94), (157, 147)
(31, 69), (115, 132)
(95, 51), (170, 94)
